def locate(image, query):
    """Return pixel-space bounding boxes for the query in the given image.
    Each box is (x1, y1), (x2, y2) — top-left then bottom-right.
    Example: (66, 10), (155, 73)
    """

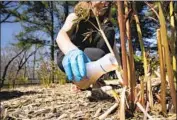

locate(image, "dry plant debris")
(0, 83), (176, 120)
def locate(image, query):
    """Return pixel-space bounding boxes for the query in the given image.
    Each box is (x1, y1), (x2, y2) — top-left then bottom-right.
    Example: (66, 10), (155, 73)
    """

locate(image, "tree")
(0, 45), (28, 88)
(1, 1), (77, 84)
(0, 1), (22, 23)
(11, 44), (41, 87)
(14, 1), (65, 83)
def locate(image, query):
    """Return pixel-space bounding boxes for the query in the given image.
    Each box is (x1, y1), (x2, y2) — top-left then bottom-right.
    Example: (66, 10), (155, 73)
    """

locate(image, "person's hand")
(62, 49), (91, 82)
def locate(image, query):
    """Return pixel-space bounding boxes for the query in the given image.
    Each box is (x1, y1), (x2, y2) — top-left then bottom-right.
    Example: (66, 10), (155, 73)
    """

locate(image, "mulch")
(0, 83), (176, 120)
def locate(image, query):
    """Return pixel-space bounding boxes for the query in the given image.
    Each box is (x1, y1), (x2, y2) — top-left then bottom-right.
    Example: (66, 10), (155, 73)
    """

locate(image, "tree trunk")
(33, 45), (36, 83)
(64, 1), (69, 21)
(50, 1), (55, 83)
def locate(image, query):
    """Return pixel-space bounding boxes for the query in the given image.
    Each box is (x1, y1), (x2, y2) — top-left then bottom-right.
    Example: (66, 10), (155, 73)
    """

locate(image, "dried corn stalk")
(133, 2), (153, 108)
(159, 2), (176, 112)
(157, 29), (166, 114)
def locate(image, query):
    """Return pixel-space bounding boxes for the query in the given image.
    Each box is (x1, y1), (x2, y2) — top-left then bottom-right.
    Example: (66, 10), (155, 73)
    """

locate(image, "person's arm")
(56, 13), (78, 54)
(56, 13), (91, 82)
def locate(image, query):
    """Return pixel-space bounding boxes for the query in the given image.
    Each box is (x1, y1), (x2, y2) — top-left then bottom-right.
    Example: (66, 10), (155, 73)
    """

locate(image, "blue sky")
(1, 22), (22, 48)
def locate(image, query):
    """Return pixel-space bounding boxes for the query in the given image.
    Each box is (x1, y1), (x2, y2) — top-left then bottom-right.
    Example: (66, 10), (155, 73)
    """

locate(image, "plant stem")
(125, 1), (136, 107)
(117, 1), (128, 87)
(93, 9), (123, 85)
(133, 2), (153, 108)
(157, 29), (167, 114)
(170, 1), (177, 87)
(159, 2), (176, 112)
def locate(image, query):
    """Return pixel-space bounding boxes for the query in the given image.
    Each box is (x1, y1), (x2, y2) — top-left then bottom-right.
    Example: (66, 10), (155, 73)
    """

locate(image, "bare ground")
(0, 83), (176, 120)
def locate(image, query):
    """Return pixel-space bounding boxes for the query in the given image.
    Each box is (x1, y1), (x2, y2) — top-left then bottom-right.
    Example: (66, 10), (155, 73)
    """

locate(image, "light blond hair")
(74, 2), (92, 20)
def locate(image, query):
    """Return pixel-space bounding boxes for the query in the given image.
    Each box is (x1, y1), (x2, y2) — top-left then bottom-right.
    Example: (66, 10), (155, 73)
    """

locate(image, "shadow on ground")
(0, 90), (41, 101)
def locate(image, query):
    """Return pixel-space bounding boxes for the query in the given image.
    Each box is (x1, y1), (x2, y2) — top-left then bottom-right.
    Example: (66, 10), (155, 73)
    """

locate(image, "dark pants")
(58, 48), (106, 72)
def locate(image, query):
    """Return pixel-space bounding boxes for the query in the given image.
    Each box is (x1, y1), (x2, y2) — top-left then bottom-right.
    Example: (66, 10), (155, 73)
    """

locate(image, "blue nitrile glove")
(62, 49), (91, 82)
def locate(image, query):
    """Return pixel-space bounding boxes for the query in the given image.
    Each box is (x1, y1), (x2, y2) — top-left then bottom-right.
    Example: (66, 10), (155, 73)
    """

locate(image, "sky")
(0, 3), (74, 49)
(1, 22), (22, 48)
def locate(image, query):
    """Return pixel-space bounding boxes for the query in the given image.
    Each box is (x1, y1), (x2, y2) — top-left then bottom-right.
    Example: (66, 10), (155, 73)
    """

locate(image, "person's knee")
(84, 48), (106, 61)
